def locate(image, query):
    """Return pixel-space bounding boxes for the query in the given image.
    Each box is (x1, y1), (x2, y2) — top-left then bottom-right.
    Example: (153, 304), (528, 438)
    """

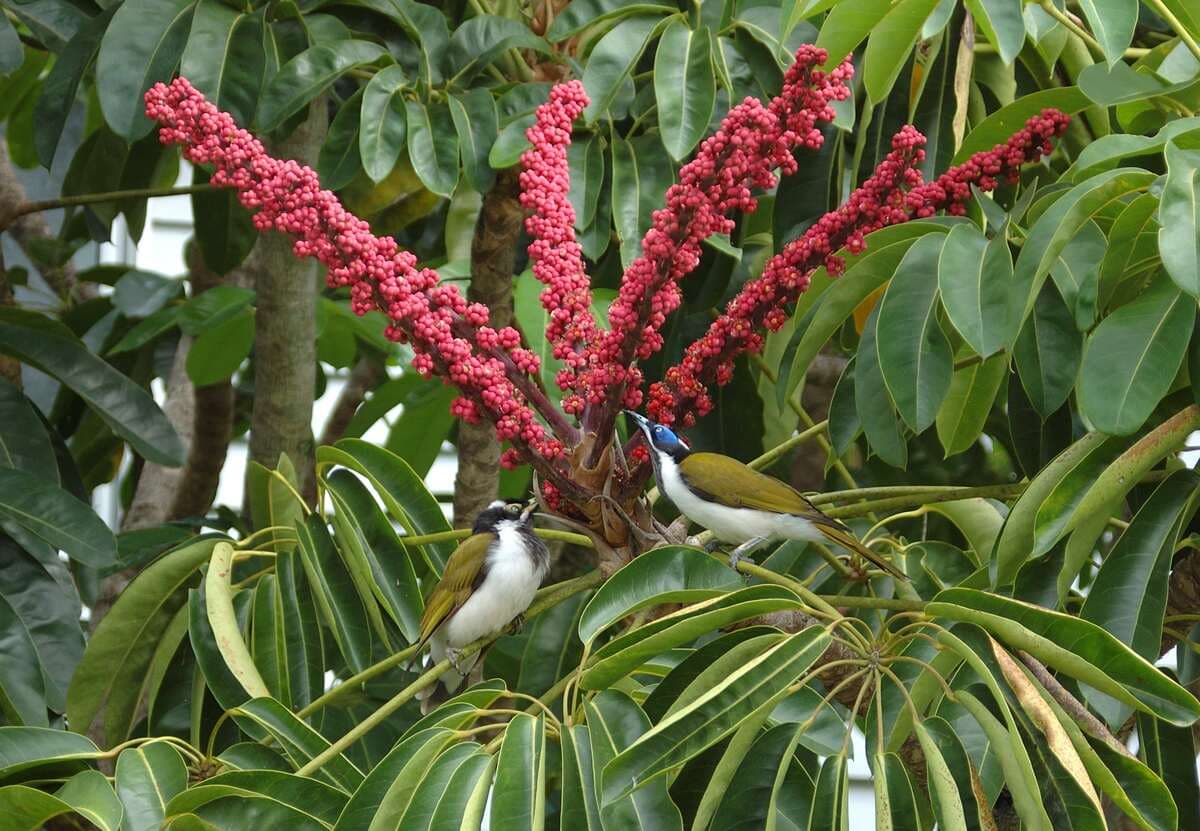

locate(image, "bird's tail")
(812, 519), (907, 581)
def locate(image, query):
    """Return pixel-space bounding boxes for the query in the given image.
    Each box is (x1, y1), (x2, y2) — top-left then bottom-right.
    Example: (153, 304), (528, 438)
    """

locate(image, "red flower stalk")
(649, 109), (1071, 428)
(144, 77), (586, 495)
(530, 46), (853, 449)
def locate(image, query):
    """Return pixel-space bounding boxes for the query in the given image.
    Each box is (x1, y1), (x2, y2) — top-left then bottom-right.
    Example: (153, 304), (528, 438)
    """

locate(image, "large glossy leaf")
(654, 21), (715, 161)
(876, 233), (953, 433)
(449, 89), (498, 193)
(258, 40), (386, 131)
(445, 15), (549, 84)
(0, 726), (101, 781)
(814, 0), (892, 67)
(164, 770), (347, 829)
(0, 378), (56, 480)
(602, 626), (830, 801)
(1138, 711), (1200, 831)
(935, 353), (1007, 458)
(862, 0), (941, 104)
(359, 65), (409, 183)
(67, 538), (219, 740)
(576, 545), (741, 643)
(0, 592), (46, 727)
(96, 0), (194, 139)
(405, 100), (459, 198)
(963, 0), (1024, 64)
(1159, 141), (1200, 298)
(928, 588), (1200, 725)
(0, 468), (113, 567)
(317, 440), (454, 572)
(548, 0), (674, 40)
(856, 303), (908, 468)
(1012, 280), (1080, 418)
(205, 542), (269, 701)
(115, 742), (187, 831)
(954, 87), (1091, 161)
(938, 223), (1015, 357)
(585, 691), (684, 830)
(1076, 0), (1136, 63)
(275, 549), (325, 709)
(186, 308), (254, 386)
(234, 697), (363, 791)
(33, 6), (114, 169)
(710, 722), (816, 830)
(610, 134), (676, 267)
(492, 714), (546, 830)
(333, 727), (458, 830)
(516, 592), (587, 697)
(0, 309), (185, 466)
(807, 752), (850, 830)
(427, 750), (494, 831)
(0, 770), (123, 831)
(179, 0), (264, 128)
(582, 15), (665, 123)
(641, 628), (779, 722)
(294, 515), (372, 673)
(1077, 275), (1192, 435)
(319, 87), (365, 191)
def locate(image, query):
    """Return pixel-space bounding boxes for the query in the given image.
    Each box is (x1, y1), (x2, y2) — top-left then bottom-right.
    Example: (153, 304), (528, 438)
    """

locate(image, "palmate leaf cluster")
(1, 0), (1200, 828)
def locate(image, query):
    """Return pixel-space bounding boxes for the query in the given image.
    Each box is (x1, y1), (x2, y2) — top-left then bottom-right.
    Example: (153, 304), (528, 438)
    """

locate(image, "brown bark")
(0, 142), (77, 299)
(245, 100), (328, 505)
(452, 169), (522, 527)
(319, 356), (384, 447)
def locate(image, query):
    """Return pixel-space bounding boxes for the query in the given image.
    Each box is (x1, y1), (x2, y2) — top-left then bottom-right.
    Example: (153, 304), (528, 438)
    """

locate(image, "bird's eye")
(653, 426), (662, 436)
(506, 504), (521, 515)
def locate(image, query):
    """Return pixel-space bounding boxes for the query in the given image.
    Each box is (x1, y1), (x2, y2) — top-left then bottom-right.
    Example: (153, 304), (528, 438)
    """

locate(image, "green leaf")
(234, 697), (363, 790)
(642, 628), (778, 722)
(0, 727), (100, 782)
(0, 592), (47, 726)
(275, 549), (324, 709)
(576, 545), (742, 643)
(561, 727), (602, 831)
(382, 377), (456, 481)
(586, 692), (683, 830)
(0, 309), (185, 466)
(935, 353), (1007, 458)
(427, 750), (494, 831)
(583, 15), (666, 123)
(1031, 433), (1130, 557)
(1160, 142), (1200, 298)
(258, 40), (386, 131)
(333, 727), (458, 830)
(406, 99), (459, 197)
(877, 233), (953, 433)
(0, 378), (56, 480)
(568, 136), (604, 231)
(856, 303), (908, 468)
(712, 723), (816, 829)
(1075, 0), (1136, 64)
(862, 0), (941, 104)
(317, 440), (455, 572)
(1012, 280), (1080, 418)
(815, 0), (891, 67)
(96, 0), (194, 139)
(204, 541), (270, 700)
(445, 15), (550, 84)
(912, 720), (969, 830)
(0, 14), (22, 75)
(115, 742), (187, 831)
(963, 0), (1025, 65)
(654, 21), (716, 161)
(34, 7), (114, 169)
(112, 270), (179, 319)
(395, 743), (487, 827)
(492, 714), (546, 830)
(807, 752), (849, 830)
(164, 770), (347, 828)
(937, 223), (1014, 357)
(1078, 275), (1192, 435)
(319, 89), (364, 191)
(0, 770), (123, 831)
(877, 753), (923, 831)
(1138, 711), (1200, 831)
(294, 515), (372, 673)
(955, 87), (1092, 162)
(489, 114), (534, 169)
(516, 592), (587, 697)
(324, 468), (424, 643)
(180, 0), (264, 128)
(245, 454), (304, 545)
(191, 167), (257, 275)
(610, 135), (677, 267)
(66, 538), (218, 741)
(186, 307), (254, 386)
(359, 65), (409, 183)
(449, 89), (498, 193)
(108, 306), (181, 355)
(1050, 220), (1104, 331)
(0, 468), (114, 567)
(178, 285), (256, 335)
(548, 0), (675, 40)
(928, 588), (1200, 725)
(601, 627), (831, 801)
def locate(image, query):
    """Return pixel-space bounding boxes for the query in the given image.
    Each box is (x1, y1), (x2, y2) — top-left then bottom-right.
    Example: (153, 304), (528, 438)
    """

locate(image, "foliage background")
(1, 0), (1200, 828)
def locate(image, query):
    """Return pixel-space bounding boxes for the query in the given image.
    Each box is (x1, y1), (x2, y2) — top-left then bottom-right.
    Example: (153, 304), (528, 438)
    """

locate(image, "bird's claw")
(703, 539), (722, 554)
(507, 614), (526, 634)
(447, 648), (467, 674)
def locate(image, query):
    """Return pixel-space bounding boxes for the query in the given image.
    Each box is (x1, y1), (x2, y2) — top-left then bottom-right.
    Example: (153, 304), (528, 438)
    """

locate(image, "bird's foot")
(507, 614), (526, 634)
(446, 648), (468, 674)
(703, 539), (722, 554)
(728, 537), (768, 571)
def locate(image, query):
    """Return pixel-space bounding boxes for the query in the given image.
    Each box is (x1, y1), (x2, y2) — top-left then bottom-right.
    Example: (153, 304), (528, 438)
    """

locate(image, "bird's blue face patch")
(651, 424), (686, 452)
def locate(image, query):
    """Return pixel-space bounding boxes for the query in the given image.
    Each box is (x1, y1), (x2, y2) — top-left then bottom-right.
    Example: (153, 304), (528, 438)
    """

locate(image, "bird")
(625, 410), (905, 580)
(414, 500), (550, 710)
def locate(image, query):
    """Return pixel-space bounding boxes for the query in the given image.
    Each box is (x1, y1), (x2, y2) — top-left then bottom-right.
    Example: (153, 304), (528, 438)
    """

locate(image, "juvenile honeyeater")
(414, 500), (549, 710)
(626, 411), (905, 579)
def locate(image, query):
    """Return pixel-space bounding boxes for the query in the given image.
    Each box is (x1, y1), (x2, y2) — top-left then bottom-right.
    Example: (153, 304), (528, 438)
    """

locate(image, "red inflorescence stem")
(648, 108), (1071, 430)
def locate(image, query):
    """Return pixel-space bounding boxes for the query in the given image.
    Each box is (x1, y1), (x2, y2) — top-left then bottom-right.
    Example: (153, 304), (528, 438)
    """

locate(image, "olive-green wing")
(678, 453), (821, 516)
(417, 532), (493, 647)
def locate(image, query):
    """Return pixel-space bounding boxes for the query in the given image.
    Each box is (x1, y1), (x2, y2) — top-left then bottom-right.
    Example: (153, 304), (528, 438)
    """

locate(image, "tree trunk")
(452, 169), (522, 527)
(245, 100), (328, 505)
(0, 142), (78, 299)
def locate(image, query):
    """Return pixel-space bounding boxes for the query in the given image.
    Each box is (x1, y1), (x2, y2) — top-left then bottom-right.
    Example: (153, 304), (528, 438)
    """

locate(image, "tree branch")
(0, 142), (78, 300)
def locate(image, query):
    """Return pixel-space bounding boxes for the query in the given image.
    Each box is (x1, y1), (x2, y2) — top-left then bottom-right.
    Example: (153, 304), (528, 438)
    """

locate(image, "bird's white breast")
(443, 521), (547, 648)
(657, 453), (823, 544)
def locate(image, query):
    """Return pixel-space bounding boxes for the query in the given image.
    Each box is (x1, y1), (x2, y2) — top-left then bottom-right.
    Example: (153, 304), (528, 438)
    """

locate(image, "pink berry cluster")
(517, 46), (852, 424)
(648, 109), (1070, 427)
(144, 77), (565, 468)
(518, 80), (597, 416)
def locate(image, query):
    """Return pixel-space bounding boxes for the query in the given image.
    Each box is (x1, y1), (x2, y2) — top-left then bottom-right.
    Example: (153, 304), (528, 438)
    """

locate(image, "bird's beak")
(623, 409), (652, 438)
